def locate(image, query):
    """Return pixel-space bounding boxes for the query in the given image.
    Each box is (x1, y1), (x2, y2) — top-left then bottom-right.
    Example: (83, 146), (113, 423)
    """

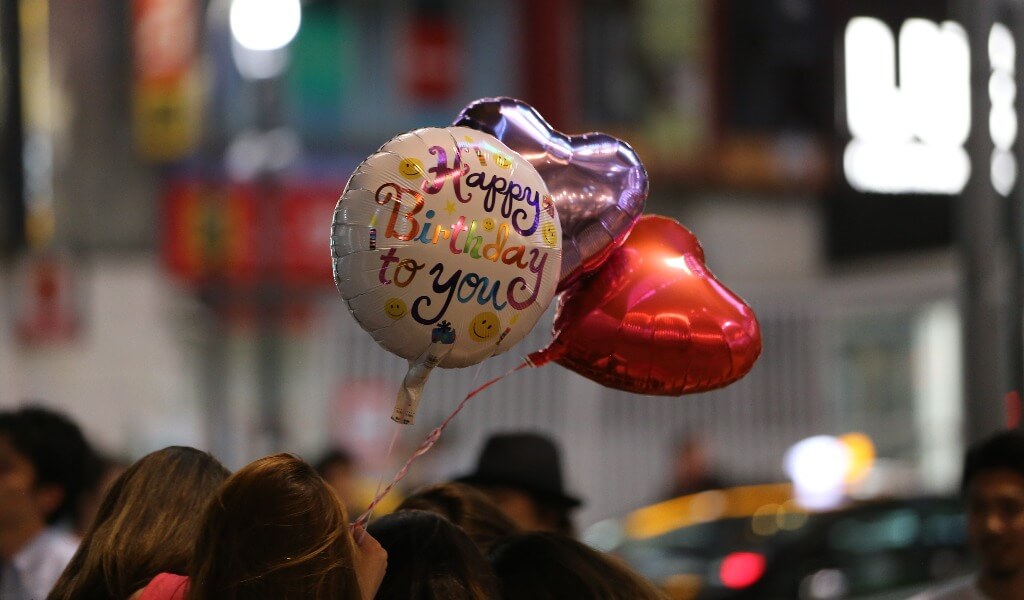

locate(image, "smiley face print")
(384, 297), (407, 319)
(541, 222), (558, 248)
(398, 158), (425, 180)
(468, 312), (501, 342)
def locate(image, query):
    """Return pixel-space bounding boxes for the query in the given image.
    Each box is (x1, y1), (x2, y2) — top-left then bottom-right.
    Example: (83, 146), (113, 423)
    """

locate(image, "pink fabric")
(139, 573), (189, 600)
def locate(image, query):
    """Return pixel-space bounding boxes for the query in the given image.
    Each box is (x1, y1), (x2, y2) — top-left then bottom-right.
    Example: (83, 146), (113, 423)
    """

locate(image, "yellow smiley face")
(494, 154), (512, 169)
(468, 312), (500, 342)
(384, 297), (407, 319)
(482, 218), (495, 231)
(398, 158), (425, 180)
(541, 222), (558, 247)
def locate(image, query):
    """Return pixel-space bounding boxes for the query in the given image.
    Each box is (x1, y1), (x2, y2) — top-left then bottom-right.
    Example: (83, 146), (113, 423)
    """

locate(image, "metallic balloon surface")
(331, 126), (562, 370)
(455, 97), (647, 291)
(529, 215), (761, 395)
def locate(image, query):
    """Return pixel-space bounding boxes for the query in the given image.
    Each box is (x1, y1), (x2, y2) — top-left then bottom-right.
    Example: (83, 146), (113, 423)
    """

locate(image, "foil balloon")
(332, 126), (562, 423)
(455, 97), (647, 292)
(528, 215), (760, 395)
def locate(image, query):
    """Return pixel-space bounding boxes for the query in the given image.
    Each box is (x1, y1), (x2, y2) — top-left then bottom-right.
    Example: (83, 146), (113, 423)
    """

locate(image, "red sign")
(162, 179), (339, 288)
(403, 17), (461, 102)
(15, 255), (79, 345)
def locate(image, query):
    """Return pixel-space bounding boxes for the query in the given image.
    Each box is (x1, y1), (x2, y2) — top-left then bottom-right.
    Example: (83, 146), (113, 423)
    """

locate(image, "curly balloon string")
(353, 359), (532, 529)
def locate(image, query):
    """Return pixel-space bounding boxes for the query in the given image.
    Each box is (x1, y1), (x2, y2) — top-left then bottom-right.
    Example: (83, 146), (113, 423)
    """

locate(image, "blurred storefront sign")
(132, 0), (201, 161)
(827, 0), (955, 261)
(162, 178), (338, 288)
(14, 254), (79, 345)
(402, 16), (460, 102)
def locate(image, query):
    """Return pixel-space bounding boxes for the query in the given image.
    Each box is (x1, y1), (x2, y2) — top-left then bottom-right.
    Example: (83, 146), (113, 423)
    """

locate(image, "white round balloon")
(332, 126), (562, 369)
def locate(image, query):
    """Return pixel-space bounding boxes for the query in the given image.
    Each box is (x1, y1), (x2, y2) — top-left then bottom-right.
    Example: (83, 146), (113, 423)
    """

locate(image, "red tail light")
(719, 552), (766, 589)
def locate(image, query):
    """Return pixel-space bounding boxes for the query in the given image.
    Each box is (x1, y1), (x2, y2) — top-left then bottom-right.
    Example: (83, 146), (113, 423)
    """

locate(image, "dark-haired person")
(47, 446), (230, 600)
(0, 406), (94, 600)
(914, 430), (1024, 599)
(368, 509), (498, 599)
(490, 532), (667, 600)
(456, 432), (582, 536)
(396, 482), (519, 555)
(187, 453), (387, 600)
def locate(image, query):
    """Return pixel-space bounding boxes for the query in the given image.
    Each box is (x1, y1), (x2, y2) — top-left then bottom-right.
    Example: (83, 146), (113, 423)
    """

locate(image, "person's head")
(672, 434), (712, 482)
(315, 447), (358, 512)
(48, 446), (229, 600)
(74, 453), (128, 537)
(962, 430), (1024, 580)
(0, 405), (94, 534)
(367, 509), (498, 600)
(456, 432), (581, 535)
(188, 453), (363, 600)
(490, 532), (666, 600)
(397, 482), (519, 555)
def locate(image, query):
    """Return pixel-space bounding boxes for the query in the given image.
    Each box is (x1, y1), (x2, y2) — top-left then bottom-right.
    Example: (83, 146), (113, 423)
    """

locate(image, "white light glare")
(785, 435), (850, 510)
(843, 17), (971, 195)
(229, 0), (301, 51)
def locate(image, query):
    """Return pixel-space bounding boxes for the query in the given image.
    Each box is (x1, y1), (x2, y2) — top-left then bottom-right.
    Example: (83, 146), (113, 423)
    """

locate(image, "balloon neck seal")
(392, 341), (453, 425)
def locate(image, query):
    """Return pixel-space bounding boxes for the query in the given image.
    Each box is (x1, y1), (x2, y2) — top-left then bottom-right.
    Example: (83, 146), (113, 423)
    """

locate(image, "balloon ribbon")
(353, 359), (532, 528)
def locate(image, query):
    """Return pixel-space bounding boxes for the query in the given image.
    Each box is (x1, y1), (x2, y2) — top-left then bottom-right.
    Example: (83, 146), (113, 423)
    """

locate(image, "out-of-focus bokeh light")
(843, 17), (970, 195)
(989, 23), (1017, 196)
(229, 0), (301, 51)
(784, 435), (850, 510)
(719, 552), (766, 589)
(839, 432), (875, 485)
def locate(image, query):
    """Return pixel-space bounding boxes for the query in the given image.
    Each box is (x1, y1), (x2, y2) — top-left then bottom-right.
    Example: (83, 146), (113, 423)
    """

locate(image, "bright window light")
(843, 17), (971, 194)
(992, 149), (1017, 196)
(229, 0), (301, 51)
(990, 23), (1017, 195)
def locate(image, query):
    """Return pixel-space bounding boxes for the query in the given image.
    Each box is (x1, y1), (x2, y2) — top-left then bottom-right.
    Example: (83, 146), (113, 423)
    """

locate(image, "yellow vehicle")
(587, 484), (971, 599)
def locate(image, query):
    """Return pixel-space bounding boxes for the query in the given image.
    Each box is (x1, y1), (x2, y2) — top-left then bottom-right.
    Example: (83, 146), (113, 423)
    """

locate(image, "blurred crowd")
(0, 404), (668, 600)
(3, 402), (1024, 599)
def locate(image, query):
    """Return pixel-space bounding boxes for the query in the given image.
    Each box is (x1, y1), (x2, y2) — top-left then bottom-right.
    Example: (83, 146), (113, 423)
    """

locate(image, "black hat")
(456, 432), (582, 508)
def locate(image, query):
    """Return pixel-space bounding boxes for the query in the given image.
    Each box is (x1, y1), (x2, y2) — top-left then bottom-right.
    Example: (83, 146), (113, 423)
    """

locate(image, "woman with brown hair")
(396, 482), (519, 555)
(490, 532), (668, 600)
(47, 446), (230, 600)
(187, 453), (386, 600)
(367, 509), (498, 600)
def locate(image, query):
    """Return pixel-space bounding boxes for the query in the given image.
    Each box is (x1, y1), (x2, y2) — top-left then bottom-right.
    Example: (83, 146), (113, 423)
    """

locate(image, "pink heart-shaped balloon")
(455, 97), (647, 292)
(529, 215), (761, 395)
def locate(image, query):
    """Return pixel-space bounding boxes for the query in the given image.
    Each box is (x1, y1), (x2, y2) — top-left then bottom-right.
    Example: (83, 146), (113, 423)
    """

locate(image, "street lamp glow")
(229, 0), (301, 51)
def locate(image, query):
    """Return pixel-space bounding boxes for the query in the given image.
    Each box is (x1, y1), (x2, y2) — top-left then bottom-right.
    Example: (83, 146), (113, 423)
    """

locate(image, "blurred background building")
(0, 0), (1020, 528)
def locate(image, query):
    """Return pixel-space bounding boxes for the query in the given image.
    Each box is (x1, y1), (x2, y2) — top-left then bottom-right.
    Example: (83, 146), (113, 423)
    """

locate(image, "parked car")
(589, 484), (972, 599)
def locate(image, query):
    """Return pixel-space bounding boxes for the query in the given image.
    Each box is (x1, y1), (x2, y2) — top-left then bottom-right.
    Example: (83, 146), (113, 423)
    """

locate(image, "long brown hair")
(367, 510), (498, 600)
(187, 453), (361, 600)
(48, 446), (229, 600)
(490, 532), (668, 600)
(397, 482), (519, 554)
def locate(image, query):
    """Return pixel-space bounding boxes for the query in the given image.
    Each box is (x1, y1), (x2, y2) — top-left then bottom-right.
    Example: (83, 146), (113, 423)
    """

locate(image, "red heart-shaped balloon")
(529, 215), (761, 395)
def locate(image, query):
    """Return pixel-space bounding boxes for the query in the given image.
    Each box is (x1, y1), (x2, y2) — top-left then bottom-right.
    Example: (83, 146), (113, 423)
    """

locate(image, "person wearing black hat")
(455, 432), (582, 536)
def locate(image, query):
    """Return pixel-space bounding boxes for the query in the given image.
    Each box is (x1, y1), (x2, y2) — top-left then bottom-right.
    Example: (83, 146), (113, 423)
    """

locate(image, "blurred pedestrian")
(914, 430), (1024, 600)
(72, 453), (127, 539)
(664, 433), (725, 500)
(367, 509), (498, 600)
(396, 482), (519, 555)
(0, 406), (94, 600)
(456, 432), (582, 536)
(187, 453), (387, 600)
(316, 447), (360, 515)
(48, 446), (229, 600)
(490, 532), (667, 600)
(316, 446), (403, 520)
